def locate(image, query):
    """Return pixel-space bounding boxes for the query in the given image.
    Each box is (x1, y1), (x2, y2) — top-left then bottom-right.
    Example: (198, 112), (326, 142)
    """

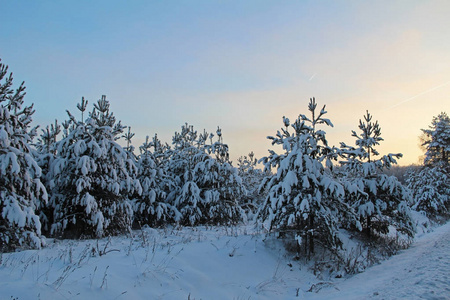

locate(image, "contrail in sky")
(386, 80), (450, 110)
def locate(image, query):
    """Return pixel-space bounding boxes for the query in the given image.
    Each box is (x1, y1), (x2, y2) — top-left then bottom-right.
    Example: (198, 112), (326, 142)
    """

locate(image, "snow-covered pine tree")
(132, 134), (176, 227)
(406, 166), (449, 220)
(49, 96), (140, 238)
(406, 112), (450, 220)
(168, 123), (206, 225)
(197, 127), (245, 225)
(34, 119), (61, 232)
(339, 111), (414, 237)
(237, 151), (268, 215)
(0, 59), (48, 250)
(421, 112), (450, 167)
(259, 98), (352, 257)
(168, 124), (245, 225)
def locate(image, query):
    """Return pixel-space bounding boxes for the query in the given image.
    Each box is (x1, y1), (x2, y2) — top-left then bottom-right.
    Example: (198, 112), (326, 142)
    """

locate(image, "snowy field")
(1, 222), (449, 300)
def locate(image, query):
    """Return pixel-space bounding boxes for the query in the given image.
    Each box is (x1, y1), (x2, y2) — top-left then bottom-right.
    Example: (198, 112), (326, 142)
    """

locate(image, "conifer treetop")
(422, 111), (450, 167)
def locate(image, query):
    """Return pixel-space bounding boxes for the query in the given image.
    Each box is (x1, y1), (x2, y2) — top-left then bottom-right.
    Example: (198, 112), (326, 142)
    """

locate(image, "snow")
(2, 195), (27, 228)
(1, 222), (449, 299)
(282, 170), (298, 194)
(304, 221), (450, 300)
(0, 126), (8, 142)
(3, 152), (20, 174)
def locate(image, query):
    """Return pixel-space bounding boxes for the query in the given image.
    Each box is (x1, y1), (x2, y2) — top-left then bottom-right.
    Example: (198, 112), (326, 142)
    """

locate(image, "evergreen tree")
(0, 59), (48, 250)
(237, 151), (268, 214)
(339, 111), (414, 237)
(259, 98), (353, 257)
(132, 134), (176, 227)
(168, 124), (244, 225)
(197, 127), (245, 224)
(169, 123), (206, 225)
(34, 119), (61, 232)
(406, 166), (449, 220)
(407, 112), (450, 220)
(49, 96), (139, 238)
(421, 112), (450, 167)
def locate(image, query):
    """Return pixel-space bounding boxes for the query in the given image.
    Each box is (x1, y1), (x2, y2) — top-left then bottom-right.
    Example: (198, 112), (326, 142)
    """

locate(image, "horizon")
(1, 1), (449, 165)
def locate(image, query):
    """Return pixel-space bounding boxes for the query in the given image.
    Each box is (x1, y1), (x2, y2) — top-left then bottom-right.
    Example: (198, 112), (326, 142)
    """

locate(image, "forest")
(1, 58), (449, 266)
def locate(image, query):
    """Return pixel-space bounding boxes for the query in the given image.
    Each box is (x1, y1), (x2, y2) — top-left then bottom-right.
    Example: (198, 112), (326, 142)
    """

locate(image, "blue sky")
(1, 0), (450, 165)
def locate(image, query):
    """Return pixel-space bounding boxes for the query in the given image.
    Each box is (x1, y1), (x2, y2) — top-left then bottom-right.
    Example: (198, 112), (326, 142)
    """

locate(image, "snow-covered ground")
(305, 221), (450, 300)
(1, 222), (449, 300)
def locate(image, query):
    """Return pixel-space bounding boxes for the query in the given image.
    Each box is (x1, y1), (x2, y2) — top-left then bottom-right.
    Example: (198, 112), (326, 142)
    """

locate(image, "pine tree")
(259, 98), (353, 257)
(49, 96), (139, 238)
(0, 59), (48, 250)
(169, 123), (206, 225)
(339, 111), (414, 237)
(237, 151), (268, 215)
(34, 119), (61, 232)
(421, 112), (450, 167)
(168, 124), (244, 225)
(406, 166), (449, 220)
(406, 112), (450, 220)
(132, 134), (176, 227)
(198, 127), (245, 225)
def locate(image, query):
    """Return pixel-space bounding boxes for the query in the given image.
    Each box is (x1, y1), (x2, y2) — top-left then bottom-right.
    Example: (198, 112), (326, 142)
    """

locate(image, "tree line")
(1, 59), (449, 255)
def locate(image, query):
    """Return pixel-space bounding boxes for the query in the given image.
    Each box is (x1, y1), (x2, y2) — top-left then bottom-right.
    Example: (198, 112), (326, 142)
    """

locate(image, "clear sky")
(1, 0), (449, 165)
